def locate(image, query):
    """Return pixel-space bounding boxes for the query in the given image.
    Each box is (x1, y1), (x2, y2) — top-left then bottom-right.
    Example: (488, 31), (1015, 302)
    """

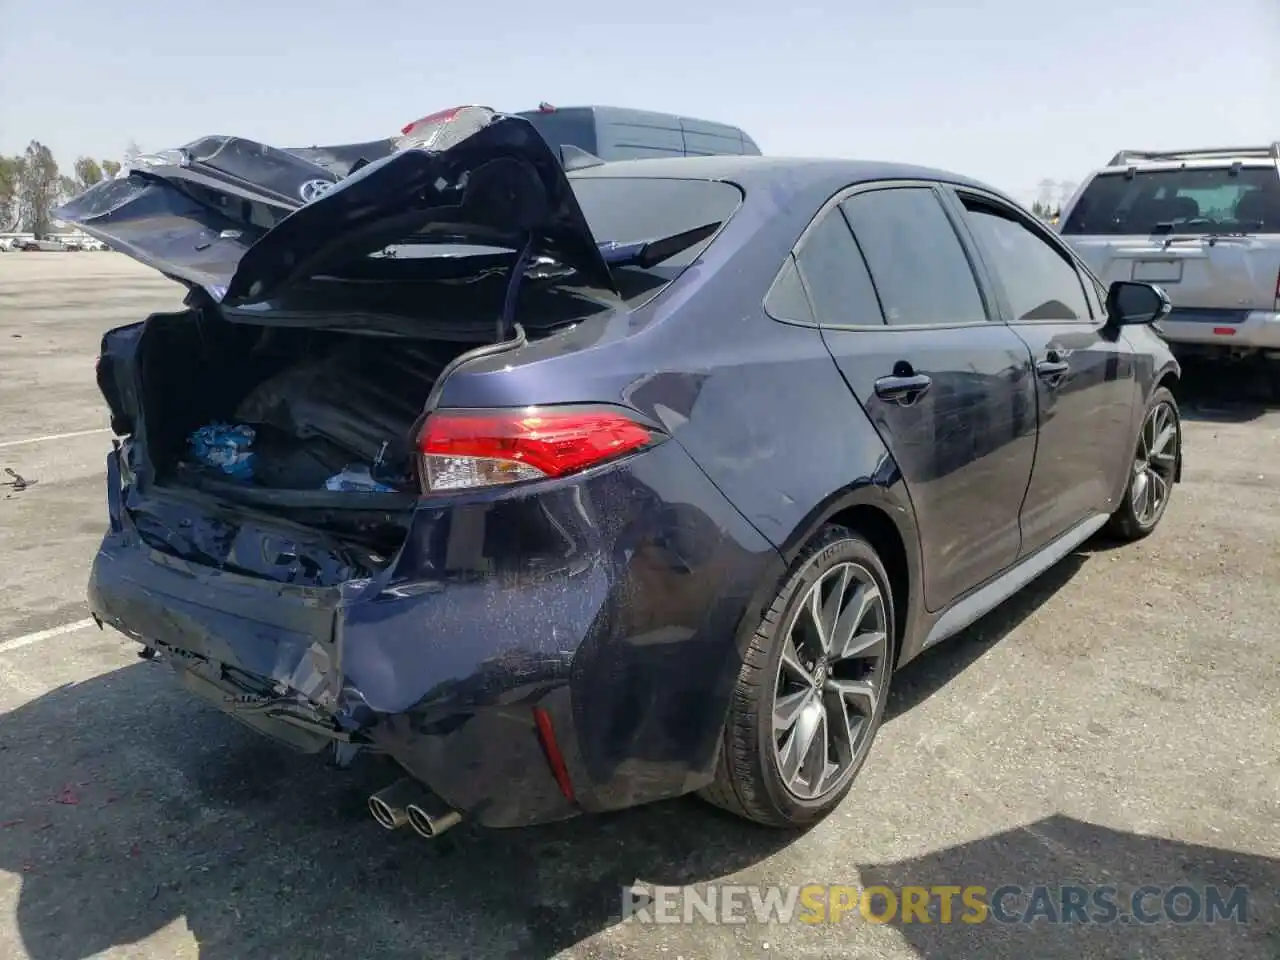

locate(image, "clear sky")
(1, 0), (1276, 205)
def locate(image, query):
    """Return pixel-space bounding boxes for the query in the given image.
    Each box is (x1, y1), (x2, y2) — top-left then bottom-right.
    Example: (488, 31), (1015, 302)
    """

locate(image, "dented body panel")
(90, 425), (780, 827)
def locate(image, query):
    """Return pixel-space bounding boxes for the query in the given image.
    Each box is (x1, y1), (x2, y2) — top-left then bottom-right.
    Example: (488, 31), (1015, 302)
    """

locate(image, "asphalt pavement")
(0, 252), (1276, 959)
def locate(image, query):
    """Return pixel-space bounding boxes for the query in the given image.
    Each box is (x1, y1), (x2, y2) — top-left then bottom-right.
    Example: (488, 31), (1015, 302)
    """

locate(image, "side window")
(960, 196), (1092, 322)
(763, 255), (816, 324)
(839, 188), (988, 326)
(793, 209), (884, 326)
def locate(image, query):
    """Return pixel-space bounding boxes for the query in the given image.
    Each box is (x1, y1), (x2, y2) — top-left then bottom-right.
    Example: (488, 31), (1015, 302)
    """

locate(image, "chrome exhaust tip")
(406, 798), (463, 839)
(367, 778), (420, 831)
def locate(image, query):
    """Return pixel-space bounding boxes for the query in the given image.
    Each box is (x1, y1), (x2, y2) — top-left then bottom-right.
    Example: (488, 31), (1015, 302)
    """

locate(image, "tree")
(122, 139), (142, 167)
(101, 159), (122, 180)
(0, 155), (22, 230)
(73, 156), (104, 191)
(58, 175), (80, 204)
(16, 141), (61, 235)
(1032, 200), (1046, 218)
(1037, 178), (1058, 209)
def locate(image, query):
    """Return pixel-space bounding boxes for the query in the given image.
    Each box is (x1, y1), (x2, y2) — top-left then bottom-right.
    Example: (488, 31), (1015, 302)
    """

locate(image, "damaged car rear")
(62, 107), (777, 835)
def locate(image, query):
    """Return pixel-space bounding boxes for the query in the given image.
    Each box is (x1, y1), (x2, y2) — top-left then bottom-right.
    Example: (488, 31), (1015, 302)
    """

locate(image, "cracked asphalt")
(0, 253), (1277, 959)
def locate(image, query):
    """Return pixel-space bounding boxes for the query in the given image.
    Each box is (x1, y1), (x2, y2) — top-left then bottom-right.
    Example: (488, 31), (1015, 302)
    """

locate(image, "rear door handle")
(873, 373), (932, 404)
(1036, 359), (1070, 379)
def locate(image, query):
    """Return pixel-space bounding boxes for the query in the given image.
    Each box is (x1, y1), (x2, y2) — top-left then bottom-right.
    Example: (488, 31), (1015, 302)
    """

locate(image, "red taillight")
(399, 106), (466, 136)
(417, 406), (659, 492)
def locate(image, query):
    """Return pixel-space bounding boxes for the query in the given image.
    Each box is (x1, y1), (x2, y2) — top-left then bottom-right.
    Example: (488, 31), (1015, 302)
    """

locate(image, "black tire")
(1107, 385), (1181, 541)
(700, 525), (895, 828)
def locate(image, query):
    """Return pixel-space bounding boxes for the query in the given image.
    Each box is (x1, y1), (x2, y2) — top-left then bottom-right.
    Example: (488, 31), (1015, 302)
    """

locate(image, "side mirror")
(1106, 280), (1171, 326)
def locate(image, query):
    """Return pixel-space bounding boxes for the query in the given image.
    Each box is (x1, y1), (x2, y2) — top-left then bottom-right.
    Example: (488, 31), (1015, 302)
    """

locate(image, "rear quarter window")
(570, 176), (744, 303)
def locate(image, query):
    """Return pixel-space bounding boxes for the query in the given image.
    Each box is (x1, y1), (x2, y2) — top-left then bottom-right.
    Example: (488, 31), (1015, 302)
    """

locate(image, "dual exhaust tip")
(368, 778), (462, 839)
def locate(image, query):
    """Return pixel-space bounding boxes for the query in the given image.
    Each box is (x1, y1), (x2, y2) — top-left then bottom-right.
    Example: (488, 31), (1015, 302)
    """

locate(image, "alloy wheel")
(1132, 400), (1178, 527)
(772, 561), (889, 801)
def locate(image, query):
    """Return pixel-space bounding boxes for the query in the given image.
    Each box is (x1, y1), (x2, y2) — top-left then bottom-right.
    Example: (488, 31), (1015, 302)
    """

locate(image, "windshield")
(1061, 166), (1280, 236)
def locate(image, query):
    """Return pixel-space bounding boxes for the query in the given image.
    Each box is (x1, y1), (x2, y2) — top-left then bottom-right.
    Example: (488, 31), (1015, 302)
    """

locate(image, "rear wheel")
(700, 525), (893, 828)
(1107, 386), (1180, 541)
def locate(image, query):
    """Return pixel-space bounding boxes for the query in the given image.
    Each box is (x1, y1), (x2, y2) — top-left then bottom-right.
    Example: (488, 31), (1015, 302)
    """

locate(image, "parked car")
(511, 103), (761, 161)
(17, 236), (68, 251)
(1058, 144), (1280, 381)
(58, 108), (1181, 837)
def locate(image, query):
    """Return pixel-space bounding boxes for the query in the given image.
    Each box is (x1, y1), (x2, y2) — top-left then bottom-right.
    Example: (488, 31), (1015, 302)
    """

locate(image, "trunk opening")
(126, 306), (487, 572)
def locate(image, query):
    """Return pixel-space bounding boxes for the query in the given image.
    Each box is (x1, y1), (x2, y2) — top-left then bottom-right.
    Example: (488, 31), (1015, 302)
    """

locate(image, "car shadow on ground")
(0, 545), (1213, 960)
(1174, 360), (1279, 424)
(858, 813), (1279, 958)
(862, 550), (1279, 958)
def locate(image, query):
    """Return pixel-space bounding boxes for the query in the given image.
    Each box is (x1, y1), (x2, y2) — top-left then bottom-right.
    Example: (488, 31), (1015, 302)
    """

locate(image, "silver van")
(513, 104), (761, 161)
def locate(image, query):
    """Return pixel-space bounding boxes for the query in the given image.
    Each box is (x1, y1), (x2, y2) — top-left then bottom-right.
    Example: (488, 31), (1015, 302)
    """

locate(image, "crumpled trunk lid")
(55, 108), (616, 316)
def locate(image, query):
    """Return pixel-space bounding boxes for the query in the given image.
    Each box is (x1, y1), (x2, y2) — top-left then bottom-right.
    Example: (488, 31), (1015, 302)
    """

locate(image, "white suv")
(1059, 145), (1280, 376)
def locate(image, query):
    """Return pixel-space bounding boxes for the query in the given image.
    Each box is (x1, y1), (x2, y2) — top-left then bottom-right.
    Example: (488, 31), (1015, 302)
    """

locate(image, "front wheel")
(700, 525), (894, 828)
(1107, 386), (1181, 541)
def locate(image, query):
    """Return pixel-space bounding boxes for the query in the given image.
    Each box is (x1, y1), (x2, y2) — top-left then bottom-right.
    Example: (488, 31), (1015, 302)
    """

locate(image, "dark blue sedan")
(60, 108), (1182, 836)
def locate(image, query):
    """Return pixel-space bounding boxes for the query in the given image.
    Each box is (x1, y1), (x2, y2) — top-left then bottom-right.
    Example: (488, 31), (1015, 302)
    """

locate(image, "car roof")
(567, 154), (1009, 202)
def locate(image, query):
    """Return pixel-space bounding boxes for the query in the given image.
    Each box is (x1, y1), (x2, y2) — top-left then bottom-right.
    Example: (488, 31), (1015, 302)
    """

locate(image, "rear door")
(1059, 165), (1280, 342)
(948, 188), (1140, 553)
(803, 183), (1038, 612)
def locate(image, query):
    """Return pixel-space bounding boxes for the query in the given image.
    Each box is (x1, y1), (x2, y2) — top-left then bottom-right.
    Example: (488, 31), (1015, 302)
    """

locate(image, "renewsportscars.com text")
(621, 883), (1249, 926)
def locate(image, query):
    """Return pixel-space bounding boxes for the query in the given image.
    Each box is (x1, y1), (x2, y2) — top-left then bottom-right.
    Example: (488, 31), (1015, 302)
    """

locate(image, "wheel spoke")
(819, 566), (852, 648)
(806, 577), (836, 655)
(1132, 470), (1150, 521)
(779, 635), (812, 683)
(828, 677), (877, 717)
(774, 687), (813, 733)
(1149, 470), (1168, 510)
(799, 706), (830, 794)
(841, 630), (888, 661)
(825, 690), (863, 760)
(778, 698), (823, 787)
(1152, 422), (1176, 460)
(831, 581), (881, 660)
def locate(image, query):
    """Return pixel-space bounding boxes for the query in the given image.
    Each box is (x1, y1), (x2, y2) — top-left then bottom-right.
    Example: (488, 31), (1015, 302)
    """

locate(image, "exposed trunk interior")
(130, 307), (477, 563)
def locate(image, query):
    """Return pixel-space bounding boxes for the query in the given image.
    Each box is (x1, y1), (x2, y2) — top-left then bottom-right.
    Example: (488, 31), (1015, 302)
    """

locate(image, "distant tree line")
(0, 139), (142, 236)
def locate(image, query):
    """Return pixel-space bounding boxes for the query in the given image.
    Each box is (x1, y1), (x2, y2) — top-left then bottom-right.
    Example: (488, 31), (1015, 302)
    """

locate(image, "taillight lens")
(400, 106), (463, 136)
(418, 406), (660, 493)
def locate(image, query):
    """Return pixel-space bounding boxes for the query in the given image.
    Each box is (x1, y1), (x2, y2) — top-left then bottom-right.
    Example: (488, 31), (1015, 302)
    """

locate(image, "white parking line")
(0, 427), (112, 449)
(0, 618), (98, 655)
